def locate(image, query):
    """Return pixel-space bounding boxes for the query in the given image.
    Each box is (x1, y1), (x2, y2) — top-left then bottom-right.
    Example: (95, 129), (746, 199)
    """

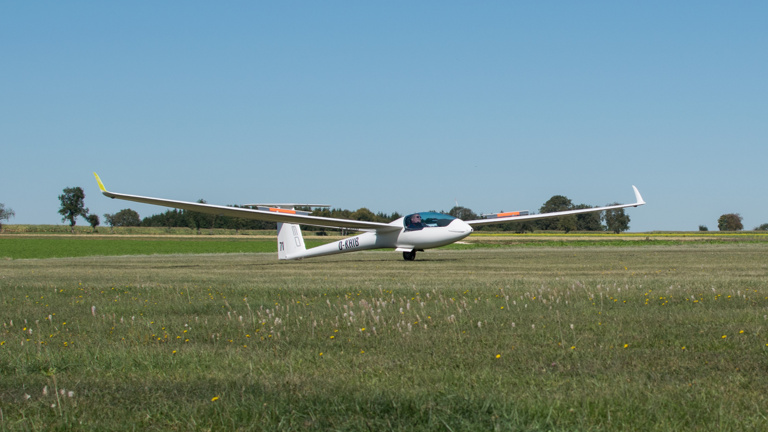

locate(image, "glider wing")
(93, 173), (400, 232)
(465, 186), (646, 226)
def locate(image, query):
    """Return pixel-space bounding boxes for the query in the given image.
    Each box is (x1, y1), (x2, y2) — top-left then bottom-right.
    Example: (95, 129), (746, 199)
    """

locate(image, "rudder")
(277, 223), (306, 260)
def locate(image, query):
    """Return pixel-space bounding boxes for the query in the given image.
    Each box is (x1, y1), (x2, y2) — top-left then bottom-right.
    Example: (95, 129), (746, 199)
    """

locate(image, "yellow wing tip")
(93, 172), (107, 192)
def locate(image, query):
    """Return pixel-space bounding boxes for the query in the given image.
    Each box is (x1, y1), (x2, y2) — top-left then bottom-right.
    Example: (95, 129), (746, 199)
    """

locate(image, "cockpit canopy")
(403, 212), (456, 230)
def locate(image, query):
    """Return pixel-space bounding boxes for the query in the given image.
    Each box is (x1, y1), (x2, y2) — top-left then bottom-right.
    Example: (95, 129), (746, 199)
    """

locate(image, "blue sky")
(2, 2), (766, 232)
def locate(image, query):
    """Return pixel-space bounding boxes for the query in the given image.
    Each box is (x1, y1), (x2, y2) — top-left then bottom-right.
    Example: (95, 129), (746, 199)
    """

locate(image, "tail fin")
(277, 223), (306, 260)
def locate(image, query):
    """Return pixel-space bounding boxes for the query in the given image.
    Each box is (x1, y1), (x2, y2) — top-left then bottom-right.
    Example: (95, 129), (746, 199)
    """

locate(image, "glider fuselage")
(279, 212), (474, 260)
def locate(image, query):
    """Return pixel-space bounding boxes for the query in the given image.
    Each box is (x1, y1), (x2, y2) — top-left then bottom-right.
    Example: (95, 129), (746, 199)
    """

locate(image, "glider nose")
(448, 219), (473, 239)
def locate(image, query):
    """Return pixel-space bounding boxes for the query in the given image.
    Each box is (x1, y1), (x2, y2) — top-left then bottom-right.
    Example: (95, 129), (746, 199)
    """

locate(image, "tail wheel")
(402, 251), (416, 261)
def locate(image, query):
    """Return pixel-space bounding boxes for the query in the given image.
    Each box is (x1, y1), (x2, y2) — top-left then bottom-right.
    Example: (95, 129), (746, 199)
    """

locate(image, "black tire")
(402, 251), (416, 261)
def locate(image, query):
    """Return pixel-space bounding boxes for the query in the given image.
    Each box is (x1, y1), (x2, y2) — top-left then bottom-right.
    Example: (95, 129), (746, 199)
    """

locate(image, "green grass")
(1, 238), (768, 430)
(0, 237), (336, 259)
(4, 230), (767, 259)
(0, 237), (268, 259)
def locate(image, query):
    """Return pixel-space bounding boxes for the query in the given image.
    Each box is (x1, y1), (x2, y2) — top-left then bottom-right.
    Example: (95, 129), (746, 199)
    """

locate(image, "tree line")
(3, 187), (765, 234)
(50, 187), (637, 234)
(700, 214), (768, 232)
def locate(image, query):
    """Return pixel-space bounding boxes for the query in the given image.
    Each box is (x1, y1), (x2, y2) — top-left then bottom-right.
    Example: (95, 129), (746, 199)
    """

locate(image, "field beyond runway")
(1, 234), (767, 430)
(2, 229), (767, 259)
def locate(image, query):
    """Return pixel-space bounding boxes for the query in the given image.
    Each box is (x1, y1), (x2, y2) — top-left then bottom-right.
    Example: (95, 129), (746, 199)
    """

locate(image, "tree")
(755, 223), (768, 231)
(0, 203), (15, 231)
(559, 215), (577, 233)
(717, 213), (743, 231)
(699, 225), (709, 231)
(58, 187), (89, 233)
(537, 195), (575, 232)
(351, 207), (376, 222)
(504, 221), (536, 233)
(104, 209), (141, 227)
(448, 206), (478, 221)
(574, 204), (604, 231)
(189, 199), (215, 234)
(603, 204), (630, 234)
(86, 214), (100, 232)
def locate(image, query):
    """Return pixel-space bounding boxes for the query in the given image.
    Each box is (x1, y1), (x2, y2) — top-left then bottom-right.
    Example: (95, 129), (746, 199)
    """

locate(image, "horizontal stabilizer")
(256, 206), (313, 216)
(246, 203), (330, 208)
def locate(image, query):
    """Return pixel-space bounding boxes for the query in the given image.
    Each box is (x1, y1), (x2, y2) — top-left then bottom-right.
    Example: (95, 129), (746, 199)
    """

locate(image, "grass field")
(2, 229), (767, 259)
(1, 235), (767, 430)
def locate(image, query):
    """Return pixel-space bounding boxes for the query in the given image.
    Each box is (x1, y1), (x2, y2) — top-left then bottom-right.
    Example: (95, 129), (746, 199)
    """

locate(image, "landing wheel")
(402, 251), (416, 261)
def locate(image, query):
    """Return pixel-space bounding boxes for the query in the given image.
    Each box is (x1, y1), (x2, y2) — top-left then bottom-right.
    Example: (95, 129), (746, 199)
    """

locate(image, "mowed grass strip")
(2, 236), (659, 259)
(0, 237), (328, 259)
(1, 244), (768, 430)
(6, 231), (765, 260)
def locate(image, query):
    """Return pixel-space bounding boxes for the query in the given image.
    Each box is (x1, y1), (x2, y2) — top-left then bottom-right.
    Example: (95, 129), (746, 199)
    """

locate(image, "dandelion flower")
(211, 396), (219, 402)
(495, 354), (501, 359)
(623, 344), (629, 348)
(722, 335), (727, 339)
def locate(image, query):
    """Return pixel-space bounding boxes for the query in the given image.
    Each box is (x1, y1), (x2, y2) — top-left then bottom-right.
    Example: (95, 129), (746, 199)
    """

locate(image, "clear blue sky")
(2, 2), (766, 232)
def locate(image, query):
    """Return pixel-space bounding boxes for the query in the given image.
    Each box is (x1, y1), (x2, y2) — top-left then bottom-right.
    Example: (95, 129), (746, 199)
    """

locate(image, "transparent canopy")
(403, 212), (456, 230)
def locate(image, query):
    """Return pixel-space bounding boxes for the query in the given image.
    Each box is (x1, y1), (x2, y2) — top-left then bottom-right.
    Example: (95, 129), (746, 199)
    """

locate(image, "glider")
(93, 173), (645, 261)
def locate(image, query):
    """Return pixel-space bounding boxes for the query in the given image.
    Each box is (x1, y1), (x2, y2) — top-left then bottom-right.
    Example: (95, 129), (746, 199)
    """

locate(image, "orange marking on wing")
(269, 208), (297, 214)
(496, 211), (521, 217)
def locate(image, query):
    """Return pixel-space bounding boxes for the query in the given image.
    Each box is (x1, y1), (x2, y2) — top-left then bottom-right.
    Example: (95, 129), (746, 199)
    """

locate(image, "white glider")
(94, 173), (645, 261)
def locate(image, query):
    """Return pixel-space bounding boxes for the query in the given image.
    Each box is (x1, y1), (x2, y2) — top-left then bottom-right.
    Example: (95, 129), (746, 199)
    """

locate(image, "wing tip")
(93, 172), (108, 193)
(631, 185), (646, 206)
